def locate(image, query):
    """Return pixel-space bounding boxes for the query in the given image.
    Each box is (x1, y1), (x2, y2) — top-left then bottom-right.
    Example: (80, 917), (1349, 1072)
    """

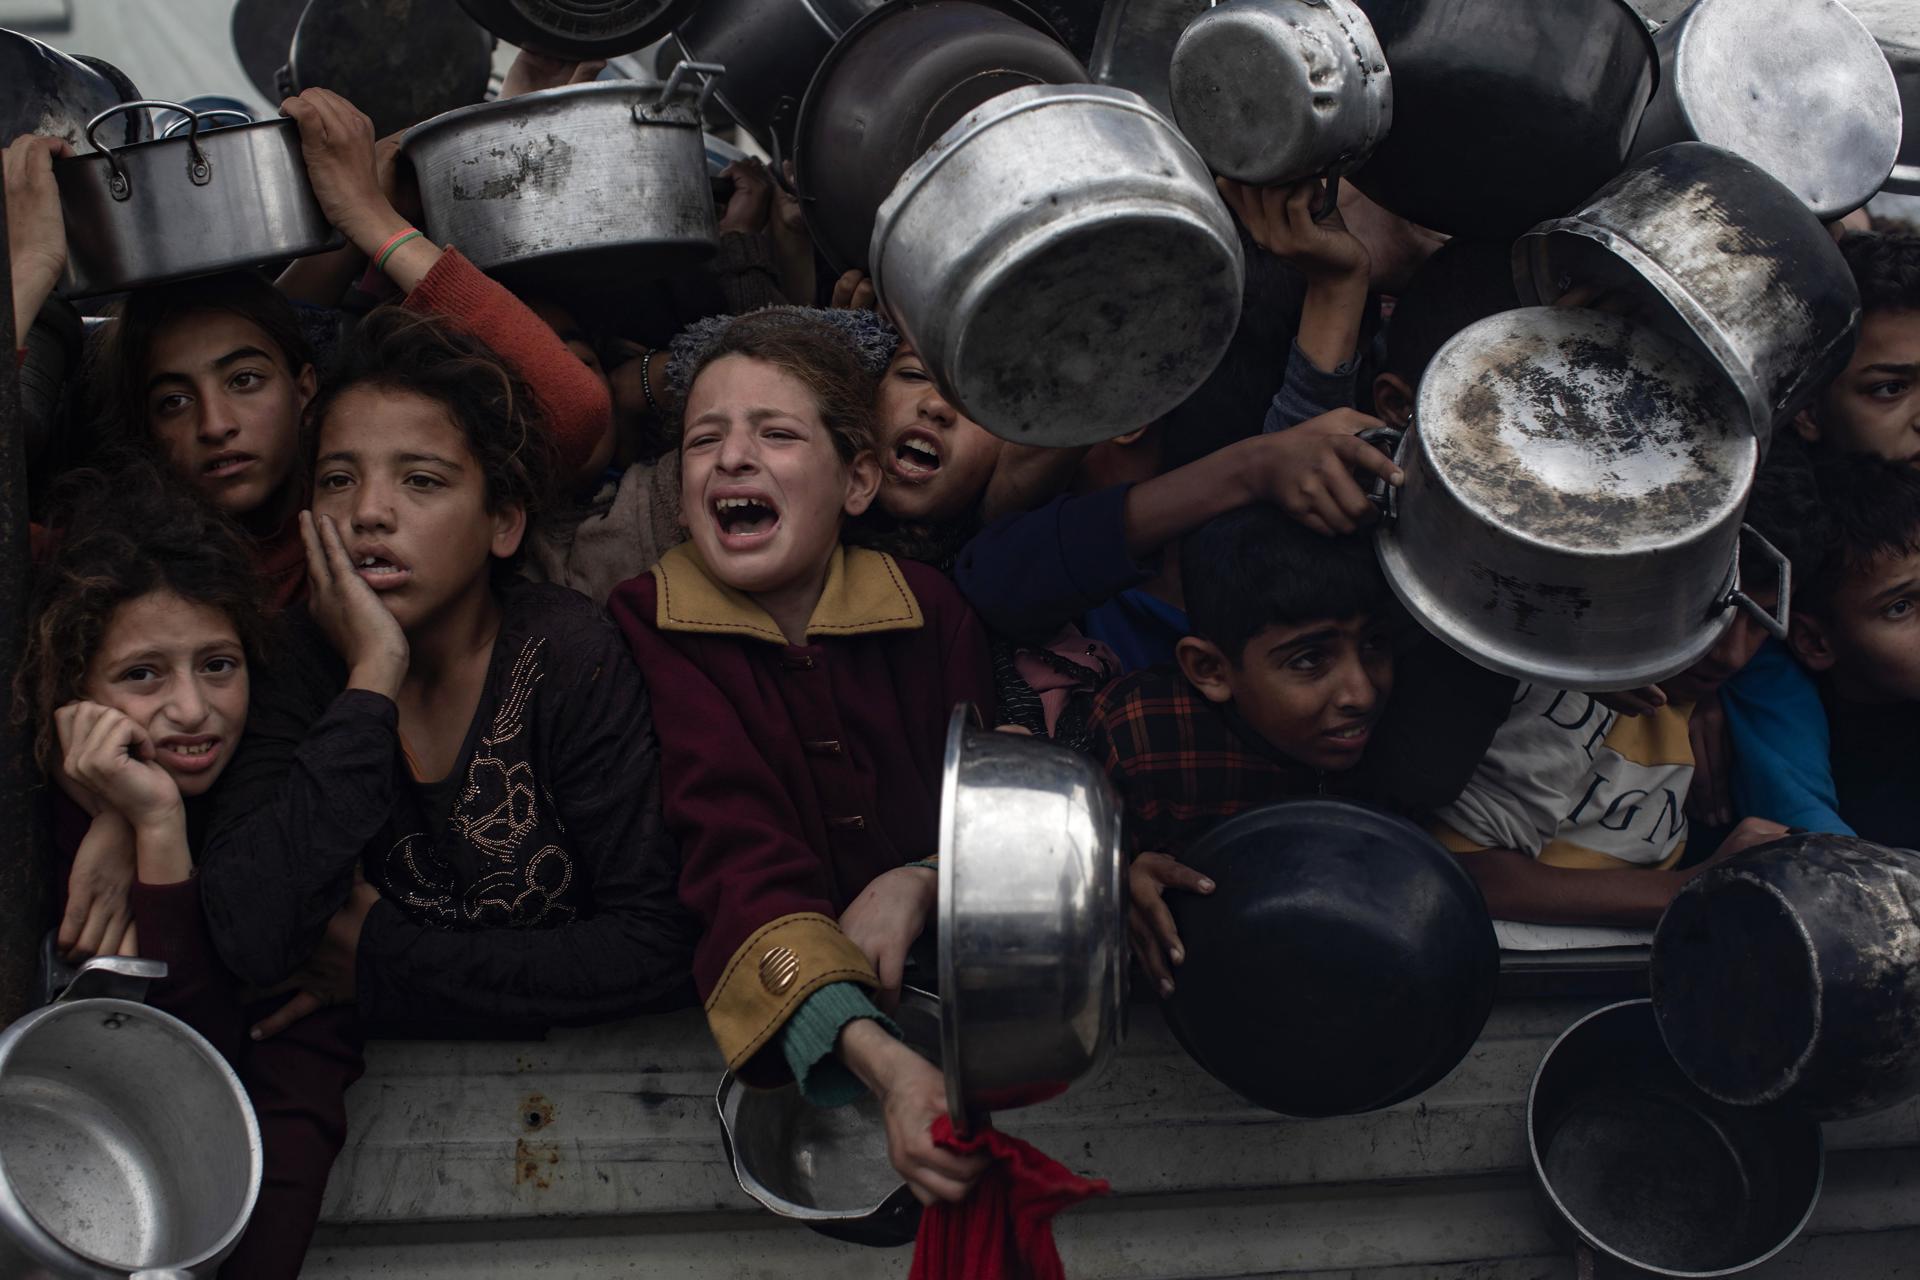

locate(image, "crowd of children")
(6, 58), (1919, 1274)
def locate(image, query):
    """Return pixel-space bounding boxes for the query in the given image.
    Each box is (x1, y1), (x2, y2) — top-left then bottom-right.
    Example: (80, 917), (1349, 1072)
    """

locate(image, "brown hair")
(15, 463), (271, 775)
(677, 310), (880, 462)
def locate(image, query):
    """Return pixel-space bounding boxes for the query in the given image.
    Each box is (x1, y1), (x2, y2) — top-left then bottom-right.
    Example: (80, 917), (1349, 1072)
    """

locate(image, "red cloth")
(910, 1117), (1109, 1280)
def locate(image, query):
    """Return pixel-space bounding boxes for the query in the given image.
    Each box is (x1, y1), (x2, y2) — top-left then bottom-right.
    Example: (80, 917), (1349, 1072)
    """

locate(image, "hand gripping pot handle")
(85, 100), (213, 199)
(1360, 424), (1405, 524)
(1724, 523), (1792, 641)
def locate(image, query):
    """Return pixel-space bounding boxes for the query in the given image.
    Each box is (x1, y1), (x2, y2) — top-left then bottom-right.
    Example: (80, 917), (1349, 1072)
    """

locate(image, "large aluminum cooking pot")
(938, 706), (1126, 1130)
(1856, 0), (1920, 197)
(671, 0), (884, 154)
(1087, 0), (1208, 116)
(794, 0), (1087, 273)
(1170, 0), (1391, 187)
(1654, 833), (1920, 1121)
(1346, 0), (1657, 238)
(872, 83), (1244, 446)
(715, 988), (940, 1247)
(0, 30), (148, 153)
(454, 0), (699, 58)
(1374, 306), (1780, 693)
(403, 65), (723, 293)
(1628, 0), (1902, 221)
(0, 958), (261, 1279)
(1515, 142), (1863, 440)
(1529, 1001), (1823, 1279)
(53, 101), (338, 299)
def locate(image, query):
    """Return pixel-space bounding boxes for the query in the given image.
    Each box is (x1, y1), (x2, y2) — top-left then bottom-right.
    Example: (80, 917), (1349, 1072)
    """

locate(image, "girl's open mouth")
(712, 494), (781, 545)
(350, 545), (413, 590)
(156, 735), (223, 774)
(888, 431), (943, 483)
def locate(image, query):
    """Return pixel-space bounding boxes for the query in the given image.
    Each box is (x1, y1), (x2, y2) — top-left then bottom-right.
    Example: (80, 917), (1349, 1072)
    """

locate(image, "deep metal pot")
(671, 0), (883, 153)
(53, 101), (338, 299)
(284, 0), (497, 141)
(1515, 143), (1862, 440)
(1628, 0), (1902, 221)
(0, 958), (262, 1279)
(1346, 0), (1657, 237)
(1373, 306), (1781, 693)
(938, 705), (1126, 1130)
(454, 0), (699, 58)
(1170, 0), (1391, 187)
(871, 83), (1245, 445)
(0, 29), (147, 152)
(1087, 0), (1208, 116)
(403, 66), (723, 293)
(794, 0), (1087, 272)
(1653, 834), (1920, 1121)
(715, 988), (939, 1247)
(1529, 1000), (1823, 1279)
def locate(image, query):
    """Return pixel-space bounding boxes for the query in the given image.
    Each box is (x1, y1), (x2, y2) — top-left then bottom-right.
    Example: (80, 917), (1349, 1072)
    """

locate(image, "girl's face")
(144, 310), (317, 521)
(873, 342), (1005, 525)
(679, 355), (880, 596)
(81, 591), (249, 798)
(310, 386), (526, 635)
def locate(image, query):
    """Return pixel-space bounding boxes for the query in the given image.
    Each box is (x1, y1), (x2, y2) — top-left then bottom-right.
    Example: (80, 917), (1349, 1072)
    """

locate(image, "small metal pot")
(1628, 0), (1903, 221)
(1515, 142), (1862, 440)
(0, 958), (262, 1279)
(1373, 306), (1781, 693)
(403, 65), (724, 293)
(871, 83), (1245, 446)
(1653, 834), (1920, 1121)
(671, 0), (884, 153)
(938, 705), (1127, 1130)
(1087, 0), (1209, 117)
(1170, 0), (1391, 187)
(1529, 1000), (1823, 1279)
(53, 101), (339, 299)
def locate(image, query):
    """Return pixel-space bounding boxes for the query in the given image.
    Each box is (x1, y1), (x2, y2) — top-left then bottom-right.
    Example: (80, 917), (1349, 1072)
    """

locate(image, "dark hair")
(14, 463), (271, 775)
(1382, 239), (1520, 384)
(101, 270), (315, 448)
(1837, 230), (1920, 315)
(678, 310), (880, 463)
(1740, 434), (1829, 593)
(1180, 505), (1390, 662)
(1799, 449), (1920, 617)
(302, 307), (557, 534)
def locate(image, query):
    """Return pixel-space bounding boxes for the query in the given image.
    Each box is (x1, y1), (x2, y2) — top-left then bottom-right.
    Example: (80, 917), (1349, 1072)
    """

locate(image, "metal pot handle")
(84, 99), (212, 200)
(1359, 424), (1406, 523)
(1725, 523), (1792, 641)
(160, 108), (253, 139)
(642, 60), (725, 123)
(56, 955), (167, 1005)
(130, 1270), (194, 1279)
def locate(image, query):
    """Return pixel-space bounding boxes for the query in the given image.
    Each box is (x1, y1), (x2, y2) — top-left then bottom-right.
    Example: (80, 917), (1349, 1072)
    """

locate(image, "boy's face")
(1792, 546), (1920, 703)
(873, 342), (1005, 524)
(1798, 308), (1920, 463)
(1178, 615), (1394, 772)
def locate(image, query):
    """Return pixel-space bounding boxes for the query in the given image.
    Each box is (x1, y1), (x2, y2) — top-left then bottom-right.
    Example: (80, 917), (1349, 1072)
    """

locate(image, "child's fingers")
(1150, 860), (1215, 895)
(299, 511), (331, 592)
(251, 990), (324, 1041)
(1333, 432), (1405, 487)
(1146, 896), (1187, 968)
(1128, 909), (1175, 994)
(56, 892), (88, 957)
(118, 921), (139, 958)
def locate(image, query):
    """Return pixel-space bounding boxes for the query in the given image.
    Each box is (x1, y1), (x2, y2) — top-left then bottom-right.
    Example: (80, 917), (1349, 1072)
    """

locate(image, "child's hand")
(281, 89), (398, 252)
(55, 701), (183, 831)
(839, 865), (937, 1011)
(5, 133), (72, 341)
(58, 811), (137, 963)
(830, 268), (877, 311)
(1217, 177), (1370, 285)
(838, 1019), (988, 1204)
(1245, 409), (1403, 536)
(1701, 817), (1792, 869)
(716, 159), (775, 236)
(1128, 852), (1214, 997)
(300, 511), (410, 698)
(251, 876), (379, 1040)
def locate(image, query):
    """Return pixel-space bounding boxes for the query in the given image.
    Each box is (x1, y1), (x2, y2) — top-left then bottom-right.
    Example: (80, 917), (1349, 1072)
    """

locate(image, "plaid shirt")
(1086, 667), (1362, 858)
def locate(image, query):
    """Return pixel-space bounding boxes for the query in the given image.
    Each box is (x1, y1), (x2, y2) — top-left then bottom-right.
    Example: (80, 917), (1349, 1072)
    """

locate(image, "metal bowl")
(937, 705), (1128, 1129)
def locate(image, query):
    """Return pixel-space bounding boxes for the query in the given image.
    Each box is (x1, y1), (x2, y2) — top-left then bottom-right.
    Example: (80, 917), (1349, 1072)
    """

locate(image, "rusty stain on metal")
(522, 1094), (556, 1132)
(515, 1138), (560, 1189)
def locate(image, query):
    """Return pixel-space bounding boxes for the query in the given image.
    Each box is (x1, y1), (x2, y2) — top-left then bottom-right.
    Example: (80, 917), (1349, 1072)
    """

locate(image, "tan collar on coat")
(650, 542), (924, 644)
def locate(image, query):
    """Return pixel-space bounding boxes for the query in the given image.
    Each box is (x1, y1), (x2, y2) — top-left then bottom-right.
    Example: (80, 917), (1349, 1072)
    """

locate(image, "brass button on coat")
(760, 946), (800, 995)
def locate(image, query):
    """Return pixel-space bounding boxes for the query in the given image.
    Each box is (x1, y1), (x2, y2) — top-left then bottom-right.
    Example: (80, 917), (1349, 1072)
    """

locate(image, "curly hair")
(1838, 231), (1920, 315)
(1799, 449), (1920, 618)
(302, 307), (558, 536)
(676, 309), (881, 463)
(15, 464), (271, 776)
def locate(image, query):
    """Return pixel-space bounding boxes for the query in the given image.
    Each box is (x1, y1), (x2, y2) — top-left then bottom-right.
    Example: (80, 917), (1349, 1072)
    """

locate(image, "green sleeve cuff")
(903, 856), (938, 871)
(778, 981), (899, 1108)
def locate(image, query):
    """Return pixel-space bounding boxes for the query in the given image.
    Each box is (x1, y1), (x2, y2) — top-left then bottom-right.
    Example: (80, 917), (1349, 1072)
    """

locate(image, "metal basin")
(937, 706), (1127, 1128)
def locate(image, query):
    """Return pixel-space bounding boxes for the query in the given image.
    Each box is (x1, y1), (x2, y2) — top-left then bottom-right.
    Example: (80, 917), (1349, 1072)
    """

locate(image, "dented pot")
(402, 66), (722, 292)
(1374, 306), (1781, 693)
(1653, 834), (1920, 1121)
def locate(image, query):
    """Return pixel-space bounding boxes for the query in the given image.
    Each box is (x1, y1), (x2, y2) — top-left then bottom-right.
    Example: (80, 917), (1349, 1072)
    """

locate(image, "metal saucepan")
(1162, 800), (1497, 1117)
(1628, 0), (1903, 221)
(1514, 142), (1862, 441)
(1087, 0), (1209, 117)
(0, 957), (262, 1279)
(1530, 1000), (1823, 1279)
(454, 0), (700, 58)
(284, 0), (496, 141)
(0, 29), (148, 152)
(871, 83), (1245, 446)
(1653, 833), (1920, 1121)
(1345, 0), (1657, 237)
(670, 0), (885, 154)
(403, 65), (724, 293)
(794, 0), (1087, 273)
(53, 101), (339, 299)
(938, 705), (1127, 1132)
(228, 0), (304, 104)
(716, 988), (940, 1247)
(1374, 306), (1781, 693)
(1170, 0), (1391, 188)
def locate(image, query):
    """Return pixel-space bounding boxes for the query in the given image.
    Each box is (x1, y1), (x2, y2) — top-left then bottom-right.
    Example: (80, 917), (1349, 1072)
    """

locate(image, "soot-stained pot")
(1653, 833), (1920, 1121)
(284, 0), (496, 141)
(455, 0), (700, 58)
(0, 29), (148, 153)
(670, 0), (885, 154)
(1373, 306), (1780, 693)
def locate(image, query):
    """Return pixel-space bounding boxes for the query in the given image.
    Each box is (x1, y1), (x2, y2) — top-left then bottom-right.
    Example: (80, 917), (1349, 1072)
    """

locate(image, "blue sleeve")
(952, 483), (1150, 641)
(1722, 639), (1854, 834)
(1263, 339), (1358, 434)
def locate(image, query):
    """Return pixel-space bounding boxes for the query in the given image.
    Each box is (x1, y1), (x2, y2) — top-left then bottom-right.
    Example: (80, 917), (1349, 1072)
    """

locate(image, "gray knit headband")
(665, 306), (903, 399)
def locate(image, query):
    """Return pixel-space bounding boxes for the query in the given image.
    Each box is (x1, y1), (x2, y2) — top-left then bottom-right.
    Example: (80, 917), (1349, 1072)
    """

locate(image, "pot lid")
(1413, 307), (1754, 557)
(288, 0), (496, 140)
(454, 0), (701, 58)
